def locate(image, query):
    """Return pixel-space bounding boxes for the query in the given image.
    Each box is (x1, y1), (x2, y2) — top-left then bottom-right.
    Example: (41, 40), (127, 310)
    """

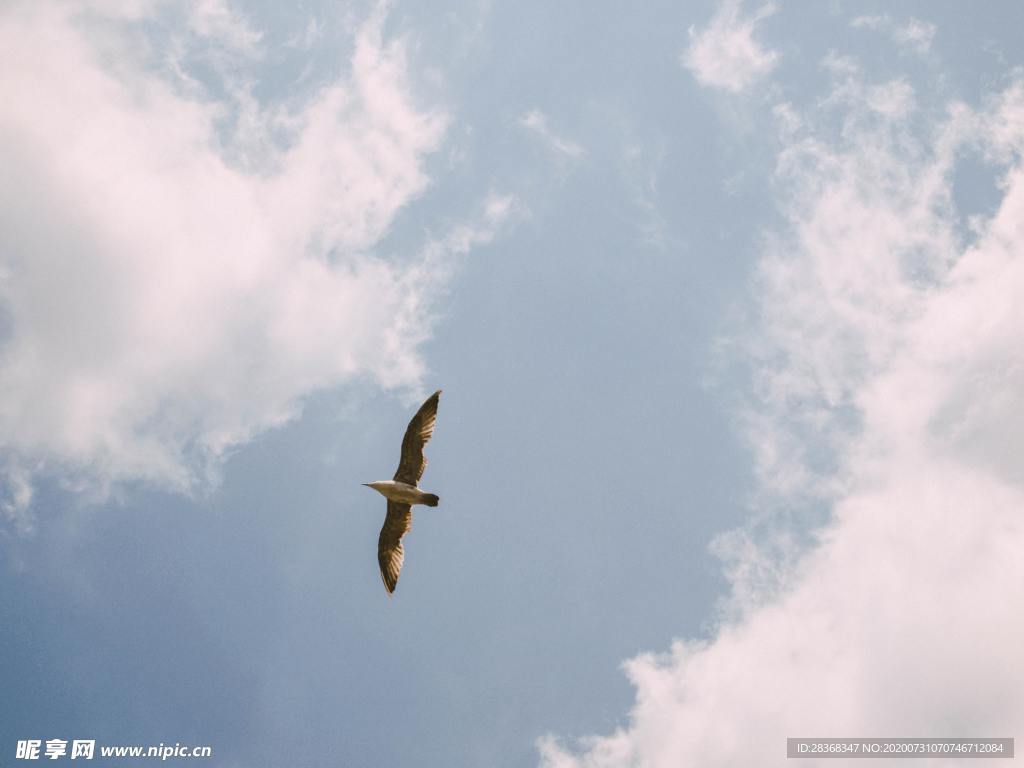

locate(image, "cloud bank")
(683, 0), (778, 94)
(0, 2), (499, 524)
(542, 39), (1024, 768)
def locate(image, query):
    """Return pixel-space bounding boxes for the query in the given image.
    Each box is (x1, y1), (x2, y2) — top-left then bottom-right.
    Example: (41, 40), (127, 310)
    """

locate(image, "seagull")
(363, 389), (442, 594)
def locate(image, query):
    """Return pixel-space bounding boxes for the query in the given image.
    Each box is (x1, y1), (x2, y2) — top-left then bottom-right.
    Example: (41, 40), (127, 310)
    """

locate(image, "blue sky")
(2, 2), (1023, 766)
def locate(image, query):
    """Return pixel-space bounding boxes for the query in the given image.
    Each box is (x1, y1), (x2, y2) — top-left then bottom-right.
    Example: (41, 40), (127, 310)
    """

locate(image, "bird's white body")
(364, 480), (437, 506)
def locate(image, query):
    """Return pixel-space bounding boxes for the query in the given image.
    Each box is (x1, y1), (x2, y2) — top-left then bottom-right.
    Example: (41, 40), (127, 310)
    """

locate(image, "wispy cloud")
(0, 2), (489, 521)
(620, 141), (668, 248)
(851, 14), (936, 56)
(286, 15), (324, 51)
(683, 0), (779, 94)
(188, 0), (263, 56)
(520, 109), (585, 159)
(541, 40), (1024, 768)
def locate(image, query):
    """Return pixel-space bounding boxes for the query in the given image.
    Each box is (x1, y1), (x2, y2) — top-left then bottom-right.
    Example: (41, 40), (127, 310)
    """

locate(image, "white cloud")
(188, 0), (262, 56)
(541, 49), (1024, 768)
(620, 141), (668, 248)
(286, 16), (324, 51)
(520, 109), (585, 159)
(894, 19), (937, 54)
(851, 14), (936, 56)
(683, 0), (779, 94)
(0, 2), (504, 520)
(849, 14), (887, 31)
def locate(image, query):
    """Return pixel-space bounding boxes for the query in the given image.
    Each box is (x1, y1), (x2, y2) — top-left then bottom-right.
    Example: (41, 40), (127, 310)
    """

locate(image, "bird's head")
(362, 481), (389, 494)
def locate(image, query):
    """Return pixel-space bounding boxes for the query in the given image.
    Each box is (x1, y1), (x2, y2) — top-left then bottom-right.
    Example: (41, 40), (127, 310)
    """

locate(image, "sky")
(1, 1), (1023, 767)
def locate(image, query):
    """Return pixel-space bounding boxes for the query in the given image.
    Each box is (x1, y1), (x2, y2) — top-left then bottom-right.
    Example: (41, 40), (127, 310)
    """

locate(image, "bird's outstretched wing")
(393, 389), (441, 486)
(378, 500), (413, 594)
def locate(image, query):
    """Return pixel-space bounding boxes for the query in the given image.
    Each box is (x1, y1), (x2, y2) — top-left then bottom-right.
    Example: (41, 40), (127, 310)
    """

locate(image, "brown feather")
(392, 389), (441, 486)
(377, 500), (412, 593)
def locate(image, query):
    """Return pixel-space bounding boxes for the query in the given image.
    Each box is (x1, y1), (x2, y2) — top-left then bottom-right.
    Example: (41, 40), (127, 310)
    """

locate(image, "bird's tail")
(422, 493), (440, 507)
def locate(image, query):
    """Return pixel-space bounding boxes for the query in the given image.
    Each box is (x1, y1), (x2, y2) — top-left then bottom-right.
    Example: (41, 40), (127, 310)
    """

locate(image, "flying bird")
(363, 389), (442, 594)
